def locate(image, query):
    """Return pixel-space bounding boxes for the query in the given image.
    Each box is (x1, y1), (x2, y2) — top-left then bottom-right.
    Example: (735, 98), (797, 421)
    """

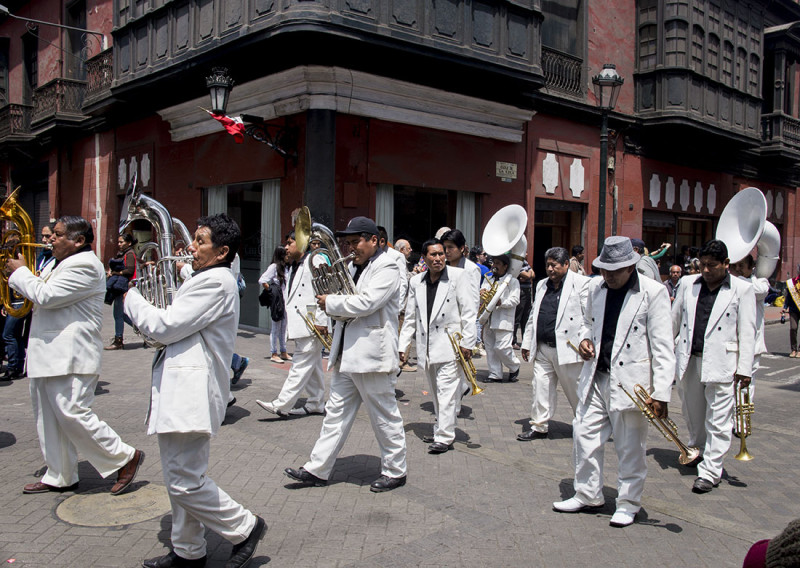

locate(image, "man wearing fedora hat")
(553, 236), (675, 528)
(284, 216), (408, 493)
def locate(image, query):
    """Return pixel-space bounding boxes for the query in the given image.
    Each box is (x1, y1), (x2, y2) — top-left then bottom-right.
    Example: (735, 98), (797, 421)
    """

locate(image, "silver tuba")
(119, 175), (193, 347)
(716, 186), (781, 278)
(294, 206), (357, 296)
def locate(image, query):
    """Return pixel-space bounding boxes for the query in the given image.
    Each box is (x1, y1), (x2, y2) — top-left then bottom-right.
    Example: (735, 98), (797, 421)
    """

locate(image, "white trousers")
(304, 369), (407, 480)
(30, 374), (134, 487)
(572, 372), (649, 514)
(530, 344), (580, 433)
(484, 327), (520, 380)
(271, 336), (325, 412)
(424, 360), (461, 445)
(158, 433), (256, 560)
(678, 356), (734, 485)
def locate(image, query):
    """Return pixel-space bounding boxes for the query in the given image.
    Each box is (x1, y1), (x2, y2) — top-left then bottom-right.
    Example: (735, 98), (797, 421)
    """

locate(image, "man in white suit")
(519, 247), (589, 440)
(284, 216), (407, 492)
(730, 254), (768, 400)
(553, 236), (675, 528)
(399, 239), (476, 454)
(482, 255), (521, 383)
(6, 216), (144, 496)
(672, 239), (756, 494)
(126, 214), (266, 568)
(256, 231), (327, 417)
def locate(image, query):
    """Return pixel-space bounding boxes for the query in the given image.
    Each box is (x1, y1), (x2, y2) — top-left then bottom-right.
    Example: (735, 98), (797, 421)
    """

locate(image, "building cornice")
(158, 66), (534, 143)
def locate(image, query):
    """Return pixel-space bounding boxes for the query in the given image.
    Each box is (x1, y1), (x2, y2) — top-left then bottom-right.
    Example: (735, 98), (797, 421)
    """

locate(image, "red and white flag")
(204, 109), (245, 144)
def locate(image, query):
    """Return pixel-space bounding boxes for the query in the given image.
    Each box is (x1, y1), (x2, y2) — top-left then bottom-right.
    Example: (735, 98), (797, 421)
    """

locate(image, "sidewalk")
(0, 306), (799, 567)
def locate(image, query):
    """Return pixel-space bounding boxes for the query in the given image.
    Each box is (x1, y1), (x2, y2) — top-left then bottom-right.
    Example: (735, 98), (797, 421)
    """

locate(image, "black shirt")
(691, 274), (728, 354)
(423, 270), (442, 327)
(536, 277), (563, 346)
(597, 271), (638, 373)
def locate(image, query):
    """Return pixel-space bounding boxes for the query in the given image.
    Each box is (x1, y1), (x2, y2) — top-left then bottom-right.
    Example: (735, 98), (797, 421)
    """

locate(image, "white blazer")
(9, 250), (105, 378)
(285, 255), (328, 340)
(125, 265), (239, 436)
(672, 274), (757, 383)
(521, 270), (590, 365)
(457, 257), (482, 308)
(482, 273), (520, 331)
(399, 266), (477, 368)
(326, 251), (401, 375)
(385, 246), (409, 302)
(578, 274), (675, 411)
(737, 274), (768, 357)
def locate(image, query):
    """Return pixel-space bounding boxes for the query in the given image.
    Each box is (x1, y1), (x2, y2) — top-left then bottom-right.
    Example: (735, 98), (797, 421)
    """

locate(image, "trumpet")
(477, 279), (499, 321)
(297, 307), (331, 351)
(733, 380), (754, 461)
(619, 382), (700, 465)
(447, 328), (482, 396)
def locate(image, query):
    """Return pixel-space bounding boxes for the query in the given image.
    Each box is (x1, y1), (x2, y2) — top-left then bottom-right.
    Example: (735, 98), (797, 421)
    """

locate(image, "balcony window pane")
(722, 41), (733, 85)
(665, 0), (688, 19)
(708, 1), (720, 33)
(665, 20), (688, 67)
(639, 24), (657, 70)
(707, 34), (719, 79)
(749, 54), (759, 95)
(692, 25), (704, 71)
(542, 0), (581, 56)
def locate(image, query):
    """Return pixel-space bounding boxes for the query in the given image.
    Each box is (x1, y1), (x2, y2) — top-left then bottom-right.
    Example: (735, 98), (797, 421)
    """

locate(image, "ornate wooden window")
(707, 33), (720, 79)
(692, 25), (704, 71)
(542, 0), (582, 56)
(665, 20), (688, 66)
(748, 53), (759, 95)
(722, 40), (733, 85)
(640, 24), (658, 69)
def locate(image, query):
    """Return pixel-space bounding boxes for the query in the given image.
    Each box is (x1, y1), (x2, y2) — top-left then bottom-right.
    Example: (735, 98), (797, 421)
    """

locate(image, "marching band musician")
(399, 239), (477, 454)
(518, 247), (589, 440)
(284, 216), (408, 493)
(481, 254), (521, 383)
(729, 254), (769, 400)
(672, 239), (756, 494)
(126, 214), (266, 568)
(5, 216), (145, 496)
(256, 230), (328, 417)
(553, 237), (674, 528)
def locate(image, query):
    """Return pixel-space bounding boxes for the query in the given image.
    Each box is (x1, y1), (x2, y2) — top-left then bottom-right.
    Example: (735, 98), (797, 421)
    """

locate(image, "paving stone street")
(0, 306), (798, 567)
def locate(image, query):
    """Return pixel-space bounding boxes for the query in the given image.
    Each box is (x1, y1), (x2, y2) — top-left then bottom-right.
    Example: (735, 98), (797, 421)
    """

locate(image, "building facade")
(1, 0), (799, 328)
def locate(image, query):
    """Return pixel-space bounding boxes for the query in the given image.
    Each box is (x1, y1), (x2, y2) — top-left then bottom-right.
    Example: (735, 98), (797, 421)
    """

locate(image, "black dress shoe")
(692, 477), (716, 494)
(517, 430), (548, 441)
(370, 474), (407, 493)
(142, 551), (207, 568)
(225, 515), (267, 568)
(427, 442), (453, 454)
(284, 467), (327, 487)
(507, 368), (520, 382)
(422, 435), (435, 443)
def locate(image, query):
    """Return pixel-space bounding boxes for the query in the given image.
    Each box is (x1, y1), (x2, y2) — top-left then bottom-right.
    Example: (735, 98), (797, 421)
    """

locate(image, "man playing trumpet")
(399, 239), (477, 454)
(257, 231), (328, 417)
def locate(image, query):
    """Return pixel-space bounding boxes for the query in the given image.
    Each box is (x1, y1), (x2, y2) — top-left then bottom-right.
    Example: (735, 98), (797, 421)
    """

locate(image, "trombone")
(619, 382), (700, 465)
(733, 380), (754, 461)
(447, 328), (482, 396)
(296, 307), (331, 351)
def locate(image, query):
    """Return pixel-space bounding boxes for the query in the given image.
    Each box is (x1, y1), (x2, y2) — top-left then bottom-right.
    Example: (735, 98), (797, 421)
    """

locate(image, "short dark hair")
(120, 232), (136, 245)
(492, 254), (510, 267)
(440, 229), (466, 249)
(545, 247), (570, 265)
(57, 215), (94, 245)
(421, 239), (443, 257)
(698, 239), (728, 263)
(197, 213), (241, 262)
(571, 245), (584, 256)
(287, 230), (296, 241)
(377, 226), (389, 243)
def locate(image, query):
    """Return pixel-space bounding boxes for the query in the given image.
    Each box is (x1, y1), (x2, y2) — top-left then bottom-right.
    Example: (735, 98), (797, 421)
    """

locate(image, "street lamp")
(205, 67), (235, 115)
(591, 63), (624, 255)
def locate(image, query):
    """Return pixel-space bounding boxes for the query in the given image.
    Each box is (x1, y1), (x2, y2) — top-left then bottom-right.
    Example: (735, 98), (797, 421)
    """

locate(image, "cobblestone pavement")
(0, 307), (798, 567)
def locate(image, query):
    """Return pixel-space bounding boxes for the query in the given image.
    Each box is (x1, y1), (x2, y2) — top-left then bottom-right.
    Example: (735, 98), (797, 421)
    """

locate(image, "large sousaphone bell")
(716, 186), (780, 278)
(479, 204), (528, 324)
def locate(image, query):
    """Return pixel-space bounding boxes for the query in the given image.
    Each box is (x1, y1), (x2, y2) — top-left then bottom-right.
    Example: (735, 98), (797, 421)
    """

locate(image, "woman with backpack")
(258, 245), (290, 363)
(104, 233), (137, 350)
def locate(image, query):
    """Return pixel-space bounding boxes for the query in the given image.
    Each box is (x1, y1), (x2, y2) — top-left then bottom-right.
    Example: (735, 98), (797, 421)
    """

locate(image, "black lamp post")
(591, 63), (624, 256)
(205, 67), (235, 115)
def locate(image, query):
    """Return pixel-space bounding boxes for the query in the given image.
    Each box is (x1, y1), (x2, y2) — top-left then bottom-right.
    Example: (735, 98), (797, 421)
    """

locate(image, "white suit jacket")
(672, 274), (756, 383)
(385, 246), (409, 302)
(9, 250), (105, 378)
(457, 257), (482, 308)
(399, 266), (477, 368)
(285, 255), (328, 340)
(521, 270), (590, 365)
(482, 274), (520, 331)
(326, 250), (401, 374)
(578, 274), (675, 411)
(125, 265), (238, 436)
(738, 274), (768, 357)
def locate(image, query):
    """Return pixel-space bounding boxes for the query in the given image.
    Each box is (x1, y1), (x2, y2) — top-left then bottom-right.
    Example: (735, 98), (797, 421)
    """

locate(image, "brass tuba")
(0, 188), (52, 317)
(294, 206), (356, 296)
(447, 328), (482, 395)
(619, 382), (700, 465)
(119, 175), (193, 347)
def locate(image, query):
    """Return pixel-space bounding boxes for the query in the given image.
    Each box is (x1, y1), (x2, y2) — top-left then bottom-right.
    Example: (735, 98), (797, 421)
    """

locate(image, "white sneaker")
(609, 510), (636, 527)
(552, 497), (602, 513)
(256, 400), (287, 417)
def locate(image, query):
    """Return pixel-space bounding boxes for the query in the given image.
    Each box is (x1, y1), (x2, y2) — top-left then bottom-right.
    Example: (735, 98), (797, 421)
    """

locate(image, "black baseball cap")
(335, 216), (379, 237)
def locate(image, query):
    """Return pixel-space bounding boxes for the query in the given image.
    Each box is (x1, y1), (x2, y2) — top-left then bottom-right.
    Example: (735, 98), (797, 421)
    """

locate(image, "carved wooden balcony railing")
(761, 111), (800, 155)
(85, 48), (114, 104)
(32, 78), (87, 125)
(0, 104), (33, 141)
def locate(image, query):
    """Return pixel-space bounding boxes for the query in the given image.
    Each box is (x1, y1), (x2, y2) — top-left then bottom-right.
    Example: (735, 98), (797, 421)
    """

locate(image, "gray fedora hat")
(592, 236), (640, 270)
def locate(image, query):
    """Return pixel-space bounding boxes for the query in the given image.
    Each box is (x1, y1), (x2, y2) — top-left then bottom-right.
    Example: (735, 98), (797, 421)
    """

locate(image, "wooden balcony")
(541, 47), (583, 98)
(0, 104), (34, 144)
(32, 78), (87, 128)
(761, 111), (800, 160)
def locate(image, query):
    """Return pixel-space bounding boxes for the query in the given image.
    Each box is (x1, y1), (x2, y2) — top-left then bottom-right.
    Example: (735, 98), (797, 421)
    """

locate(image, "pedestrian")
(782, 265), (800, 358)
(569, 245), (585, 275)
(258, 244), (290, 363)
(104, 232), (137, 351)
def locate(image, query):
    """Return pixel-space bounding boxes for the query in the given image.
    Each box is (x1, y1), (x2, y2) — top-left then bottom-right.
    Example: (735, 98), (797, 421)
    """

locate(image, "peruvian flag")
(205, 109), (245, 144)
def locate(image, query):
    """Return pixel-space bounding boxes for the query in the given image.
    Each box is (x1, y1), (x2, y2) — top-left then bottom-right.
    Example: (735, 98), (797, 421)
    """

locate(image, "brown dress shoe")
(104, 336), (124, 350)
(111, 449), (145, 495)
(23, 481), (79, 494)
